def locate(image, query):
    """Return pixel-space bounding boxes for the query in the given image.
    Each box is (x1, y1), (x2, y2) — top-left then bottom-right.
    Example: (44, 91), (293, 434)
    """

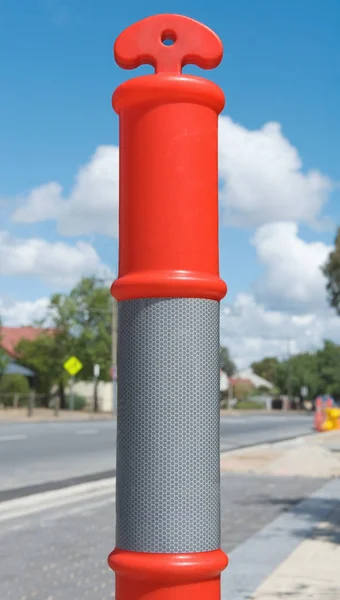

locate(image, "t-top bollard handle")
(114, 13), (223, 73)
(109, 14), (228, 600)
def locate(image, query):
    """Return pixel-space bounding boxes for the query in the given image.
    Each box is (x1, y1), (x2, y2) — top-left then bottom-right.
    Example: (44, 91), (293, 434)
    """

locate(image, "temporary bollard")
(108, 14), (228, 600)
(314, 396), (324, 431)
(314, 395), (335, 432)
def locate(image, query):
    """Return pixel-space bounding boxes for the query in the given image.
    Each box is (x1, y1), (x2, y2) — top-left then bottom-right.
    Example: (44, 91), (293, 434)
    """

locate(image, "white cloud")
(221, 221), (336, 366)
(0, 297), (50, 326)
(219, 117), (332, 228)
(58, 146), (119, 237)
(12, 182), (63, 223)
(11, 117), (333, 236)
(221, 293), (340, 368)
(12, 146), (119, 237)
(251, 222), (332, 312)
(0, 231), (113, 287)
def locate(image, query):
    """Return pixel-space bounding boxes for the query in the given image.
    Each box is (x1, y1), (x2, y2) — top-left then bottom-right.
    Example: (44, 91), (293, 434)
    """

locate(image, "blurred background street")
(0, 414), (313, 495)
(1, 424), (330, 600)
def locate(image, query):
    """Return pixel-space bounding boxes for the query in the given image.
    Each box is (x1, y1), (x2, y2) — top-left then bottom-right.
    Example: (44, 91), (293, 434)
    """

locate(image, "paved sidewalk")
(222, 431), (340, 600)
(0, 408), (115, 422)
(222, 478), (340, 599)
(253, 503), (340, 599)
(0, 408), (302, 423)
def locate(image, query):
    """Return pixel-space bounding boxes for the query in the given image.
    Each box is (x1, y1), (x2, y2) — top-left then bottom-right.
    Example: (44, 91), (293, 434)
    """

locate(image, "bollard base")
(109, 548), (228, 600)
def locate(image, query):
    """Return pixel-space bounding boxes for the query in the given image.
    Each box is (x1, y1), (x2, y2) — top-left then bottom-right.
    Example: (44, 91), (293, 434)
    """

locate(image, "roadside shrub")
(236, 400), (265, 410)
(65, 393), (87, 411)
(0, 374), (30, 406)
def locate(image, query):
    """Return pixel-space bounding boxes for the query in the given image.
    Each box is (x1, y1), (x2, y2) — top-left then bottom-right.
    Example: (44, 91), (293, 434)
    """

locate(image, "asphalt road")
(0, 472), (325, 600)
(0, 414), (313, 495)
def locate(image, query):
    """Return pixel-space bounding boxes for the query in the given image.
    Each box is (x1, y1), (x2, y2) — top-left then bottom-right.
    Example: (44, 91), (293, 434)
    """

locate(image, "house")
(230, 367), (274, 390)
(0, 326), (53, 379)
(220, 369), (229, 392)
(3, 361), (35, 377)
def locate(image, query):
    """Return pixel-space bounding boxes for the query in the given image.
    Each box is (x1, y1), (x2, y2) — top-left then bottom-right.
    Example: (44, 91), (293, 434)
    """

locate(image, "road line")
(0, 434), (27, 442)
(39, 495), (116, 525)
(76, 429), (98, 435)
(0, 469), (116, 503)
(0, 477), (116, 522)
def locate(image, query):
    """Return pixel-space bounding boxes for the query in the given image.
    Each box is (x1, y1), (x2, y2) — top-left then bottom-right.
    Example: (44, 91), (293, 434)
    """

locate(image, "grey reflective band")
(115, 298), (220, 553)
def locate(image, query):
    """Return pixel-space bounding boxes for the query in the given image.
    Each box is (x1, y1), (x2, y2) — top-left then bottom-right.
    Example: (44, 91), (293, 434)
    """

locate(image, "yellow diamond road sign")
(63, 356), (83, 377)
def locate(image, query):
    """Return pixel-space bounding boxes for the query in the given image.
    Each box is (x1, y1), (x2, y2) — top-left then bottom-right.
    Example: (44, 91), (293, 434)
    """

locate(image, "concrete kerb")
(0, 477), (116, 523)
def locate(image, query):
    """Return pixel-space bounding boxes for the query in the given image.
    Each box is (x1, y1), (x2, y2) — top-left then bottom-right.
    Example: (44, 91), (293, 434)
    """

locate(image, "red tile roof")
(0, 327), (54, 358)
(229, 377), (254, 387)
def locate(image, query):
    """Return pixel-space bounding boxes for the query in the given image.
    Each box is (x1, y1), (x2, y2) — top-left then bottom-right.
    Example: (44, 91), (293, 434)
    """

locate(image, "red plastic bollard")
(325, 396), (333, 408)
(314, 396), (324, 431)
(108, 14), (228, 600)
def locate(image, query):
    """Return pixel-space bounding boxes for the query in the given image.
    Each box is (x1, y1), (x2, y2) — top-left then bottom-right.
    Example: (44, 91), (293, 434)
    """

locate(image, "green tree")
(316, 340), (340, 399)
(16, 277), (112, 412)
(275, 353), (320, 400)
(323, 227), (340, 314)
(69, 278), (112, 411)
(257, 342), (340, 402)
(251, 357), (279, 384)
(16, 332), (68, 404)
(219, 346), (236, 377)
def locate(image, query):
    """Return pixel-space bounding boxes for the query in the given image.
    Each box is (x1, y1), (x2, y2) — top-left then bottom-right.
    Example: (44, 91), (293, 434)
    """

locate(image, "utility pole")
(286, 337), (293, 409)
(111, 297), (118, 414)
(92, 276), (118, 414)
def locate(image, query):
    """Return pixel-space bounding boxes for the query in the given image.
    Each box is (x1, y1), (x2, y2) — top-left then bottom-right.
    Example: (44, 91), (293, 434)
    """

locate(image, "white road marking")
(39, 495), (115, 525)
(76, 429), (98, 435)
(0, 477), (116, 522)
(0, 434), (27, 442)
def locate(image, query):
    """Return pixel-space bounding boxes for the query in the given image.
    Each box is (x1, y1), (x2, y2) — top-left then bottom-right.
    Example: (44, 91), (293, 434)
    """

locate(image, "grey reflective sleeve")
(115, 297), (221, 553)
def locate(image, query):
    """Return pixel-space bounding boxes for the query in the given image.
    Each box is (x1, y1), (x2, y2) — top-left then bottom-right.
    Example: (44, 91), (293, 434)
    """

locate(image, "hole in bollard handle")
(161, 30), (176, 46)
(114, 14), (223, 74)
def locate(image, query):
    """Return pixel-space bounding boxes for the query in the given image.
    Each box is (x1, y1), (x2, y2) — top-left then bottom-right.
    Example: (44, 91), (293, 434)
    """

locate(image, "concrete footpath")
(221, 430), (340, 599)
(0, 408), (307, 423)
(0, 408), (115, 422)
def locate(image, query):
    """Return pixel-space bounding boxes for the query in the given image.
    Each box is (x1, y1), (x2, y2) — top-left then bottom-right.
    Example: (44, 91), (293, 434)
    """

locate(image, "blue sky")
(1, 0), (339, 365)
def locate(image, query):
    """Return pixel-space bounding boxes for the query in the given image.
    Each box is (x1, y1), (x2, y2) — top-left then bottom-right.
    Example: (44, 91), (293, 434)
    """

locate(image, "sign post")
(108, 14), (228, 600)
(63, 356), (83, 411)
